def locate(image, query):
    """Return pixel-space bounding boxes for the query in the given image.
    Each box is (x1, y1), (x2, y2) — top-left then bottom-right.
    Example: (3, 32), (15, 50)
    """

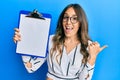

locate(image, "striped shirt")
(22, 35), (94, 80)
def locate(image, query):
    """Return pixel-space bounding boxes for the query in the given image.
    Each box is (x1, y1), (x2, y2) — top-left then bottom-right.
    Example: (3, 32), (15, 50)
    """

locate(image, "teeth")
(66, 27), (72, 30)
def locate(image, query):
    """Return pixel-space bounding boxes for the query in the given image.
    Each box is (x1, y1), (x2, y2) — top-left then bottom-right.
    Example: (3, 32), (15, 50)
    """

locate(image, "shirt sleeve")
(79, 40), (95, 80)
(79, 62), (94, 80)
(21, 55), (46, 73)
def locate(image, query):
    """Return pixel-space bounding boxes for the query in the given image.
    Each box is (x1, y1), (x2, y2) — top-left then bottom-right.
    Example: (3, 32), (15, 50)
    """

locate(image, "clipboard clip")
(26, 9), (45, 20)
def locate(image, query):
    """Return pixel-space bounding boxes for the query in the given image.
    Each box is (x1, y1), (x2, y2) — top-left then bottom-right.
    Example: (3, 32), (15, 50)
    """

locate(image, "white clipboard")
(16, 10), (51, 58)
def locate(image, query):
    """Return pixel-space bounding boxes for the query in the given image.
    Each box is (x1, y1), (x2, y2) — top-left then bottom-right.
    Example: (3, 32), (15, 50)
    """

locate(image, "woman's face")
(62, 7), (80, 38)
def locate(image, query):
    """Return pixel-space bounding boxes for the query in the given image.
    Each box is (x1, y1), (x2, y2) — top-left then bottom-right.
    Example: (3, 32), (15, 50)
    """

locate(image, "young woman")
(13, 3), (107, 80)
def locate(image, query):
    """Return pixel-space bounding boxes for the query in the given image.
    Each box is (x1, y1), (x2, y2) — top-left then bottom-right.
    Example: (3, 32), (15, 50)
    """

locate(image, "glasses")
(63, 16), (78, 24)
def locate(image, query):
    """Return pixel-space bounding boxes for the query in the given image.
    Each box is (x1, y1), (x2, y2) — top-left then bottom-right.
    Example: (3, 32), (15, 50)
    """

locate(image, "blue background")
(0, 0), (119, 80)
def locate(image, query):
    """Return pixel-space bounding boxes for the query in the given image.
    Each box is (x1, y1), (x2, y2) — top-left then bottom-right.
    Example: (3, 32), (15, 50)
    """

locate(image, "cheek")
(62, 21), (65, 26)
(74, 24), (80, 31)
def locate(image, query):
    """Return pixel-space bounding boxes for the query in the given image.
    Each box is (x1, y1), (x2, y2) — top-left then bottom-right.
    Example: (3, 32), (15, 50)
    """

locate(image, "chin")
(65, 34), (72, 37)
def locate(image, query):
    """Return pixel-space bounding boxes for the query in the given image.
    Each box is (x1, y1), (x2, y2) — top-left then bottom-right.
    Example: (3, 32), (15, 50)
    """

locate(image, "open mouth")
(65, 26), (73, 33)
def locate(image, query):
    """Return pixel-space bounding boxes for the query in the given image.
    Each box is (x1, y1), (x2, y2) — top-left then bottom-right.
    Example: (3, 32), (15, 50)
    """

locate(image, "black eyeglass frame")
(63, 16), (78, 24)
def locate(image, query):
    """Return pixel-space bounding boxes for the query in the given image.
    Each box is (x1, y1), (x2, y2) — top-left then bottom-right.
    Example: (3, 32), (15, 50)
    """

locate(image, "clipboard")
(16, 9), (52, 58)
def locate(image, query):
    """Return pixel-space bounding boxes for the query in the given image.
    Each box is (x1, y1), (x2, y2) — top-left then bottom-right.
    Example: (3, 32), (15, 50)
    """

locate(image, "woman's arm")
(79, 41), (107, 80)
(22, 55), (46, 73)
(13, 28), (46, 73)
(79, 62), (94, 80)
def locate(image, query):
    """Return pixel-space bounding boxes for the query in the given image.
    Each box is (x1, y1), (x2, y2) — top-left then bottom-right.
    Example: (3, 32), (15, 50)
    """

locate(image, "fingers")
(15, 31), (21, 37)
(13, 28), (21, 43)
(89, 41), (100, 48)
(89, 41), (108, 51)
(14, 28), (20, 32)
(13, 37), (17, 43)
(13, 34), (21, 43)
(88, 41), (107, 52)
(100, 45), (108, 51)
(88, 41), (107, 58)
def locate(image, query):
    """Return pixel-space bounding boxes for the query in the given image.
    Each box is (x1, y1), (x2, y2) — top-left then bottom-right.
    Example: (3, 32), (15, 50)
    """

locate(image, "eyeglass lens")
(63, 16), (78, 24)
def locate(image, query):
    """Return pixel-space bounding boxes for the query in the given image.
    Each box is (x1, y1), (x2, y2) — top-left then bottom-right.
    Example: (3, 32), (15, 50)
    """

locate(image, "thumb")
(100, 45), (108, 51)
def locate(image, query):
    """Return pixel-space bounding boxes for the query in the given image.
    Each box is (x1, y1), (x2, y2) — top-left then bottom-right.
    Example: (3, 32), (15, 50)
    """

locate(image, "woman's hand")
(88, 41), (107, 65)
(13, 28), (33, 69)
(25, 62), (32, 68)
(46, 77), (53, 80)
(13, 28), (21, 43)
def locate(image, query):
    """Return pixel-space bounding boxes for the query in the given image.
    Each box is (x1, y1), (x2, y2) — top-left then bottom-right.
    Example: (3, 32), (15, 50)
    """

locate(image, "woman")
(13, 3), (107, 80)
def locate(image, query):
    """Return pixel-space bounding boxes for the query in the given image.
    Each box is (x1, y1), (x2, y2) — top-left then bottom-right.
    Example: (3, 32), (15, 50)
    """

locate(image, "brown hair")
(51, 3), (90, 64)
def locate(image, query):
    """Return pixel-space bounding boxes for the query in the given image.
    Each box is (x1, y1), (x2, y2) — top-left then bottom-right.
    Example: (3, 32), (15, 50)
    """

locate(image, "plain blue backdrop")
(0, 0), (120, 80)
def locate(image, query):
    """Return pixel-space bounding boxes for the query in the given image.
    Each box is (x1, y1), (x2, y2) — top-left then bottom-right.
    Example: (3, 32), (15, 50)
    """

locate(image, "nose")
(66, 18), (71, 24)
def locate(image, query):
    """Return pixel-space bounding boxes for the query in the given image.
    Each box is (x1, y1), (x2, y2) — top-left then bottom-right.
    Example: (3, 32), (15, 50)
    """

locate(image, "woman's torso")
(47, 35), (84, 80)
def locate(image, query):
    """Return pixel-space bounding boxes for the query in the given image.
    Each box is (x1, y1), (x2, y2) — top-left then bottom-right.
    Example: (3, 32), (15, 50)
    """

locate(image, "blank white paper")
(16, 14), (51, 57)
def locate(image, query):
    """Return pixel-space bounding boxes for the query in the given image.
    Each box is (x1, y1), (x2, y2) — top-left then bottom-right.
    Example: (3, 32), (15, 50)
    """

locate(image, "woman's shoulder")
(48, 34), (55, 44)
(49, 34), (55, 41)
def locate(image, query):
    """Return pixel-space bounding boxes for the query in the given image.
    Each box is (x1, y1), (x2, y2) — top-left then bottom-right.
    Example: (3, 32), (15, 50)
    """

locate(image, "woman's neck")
(64, 36), (79, 44)
(64, 36), (80, 54)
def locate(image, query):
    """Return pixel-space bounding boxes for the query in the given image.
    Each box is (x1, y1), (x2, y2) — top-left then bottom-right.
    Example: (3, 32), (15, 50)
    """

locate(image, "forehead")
(64, 7), (76, 16)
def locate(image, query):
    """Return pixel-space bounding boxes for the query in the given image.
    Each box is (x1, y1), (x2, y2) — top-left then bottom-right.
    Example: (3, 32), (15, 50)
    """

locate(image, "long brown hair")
(51, 3), (91, 64)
